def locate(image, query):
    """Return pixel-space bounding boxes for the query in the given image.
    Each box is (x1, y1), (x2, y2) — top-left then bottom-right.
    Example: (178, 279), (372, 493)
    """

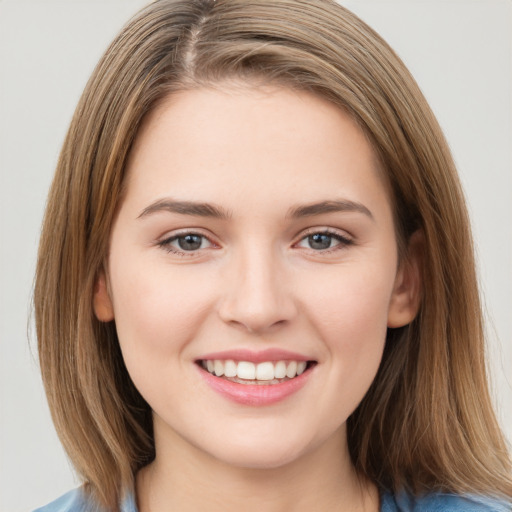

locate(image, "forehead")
(124, 84), (391, 217)
(133, 83), (376, 160)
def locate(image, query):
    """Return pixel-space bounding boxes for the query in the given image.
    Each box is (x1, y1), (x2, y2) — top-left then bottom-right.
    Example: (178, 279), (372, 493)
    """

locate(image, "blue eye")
(157, 229), (351, 256)
(175, 234), (204, 251)
(297, 231), (352, 251)
(158, 233), (213, 253)
(307, 233), (336, 250)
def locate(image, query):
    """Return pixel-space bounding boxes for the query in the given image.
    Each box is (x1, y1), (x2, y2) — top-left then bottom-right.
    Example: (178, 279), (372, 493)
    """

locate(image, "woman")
(34, 0), (512, 510)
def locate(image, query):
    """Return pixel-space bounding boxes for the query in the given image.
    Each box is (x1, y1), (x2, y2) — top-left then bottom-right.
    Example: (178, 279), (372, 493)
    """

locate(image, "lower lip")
(198, 365), (313, 406)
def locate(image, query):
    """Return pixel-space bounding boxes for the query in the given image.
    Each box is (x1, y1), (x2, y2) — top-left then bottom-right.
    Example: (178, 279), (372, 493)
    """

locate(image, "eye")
(296, 230), (352, 252)
(158, 232), (214, 254)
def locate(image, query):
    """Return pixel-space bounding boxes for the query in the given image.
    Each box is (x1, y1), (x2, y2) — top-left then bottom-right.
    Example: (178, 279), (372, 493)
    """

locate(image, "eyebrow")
(137, 198), (373, 221)
(287, 199), (374, 220)
(138, 199), (232, 220)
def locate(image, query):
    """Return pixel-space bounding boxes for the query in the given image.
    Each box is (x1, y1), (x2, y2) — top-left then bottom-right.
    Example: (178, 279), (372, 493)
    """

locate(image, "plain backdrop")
(0, 1), (511, 511)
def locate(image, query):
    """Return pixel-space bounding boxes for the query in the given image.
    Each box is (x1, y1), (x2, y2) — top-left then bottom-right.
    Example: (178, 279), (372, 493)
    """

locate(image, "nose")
(218, 245), (297, 334)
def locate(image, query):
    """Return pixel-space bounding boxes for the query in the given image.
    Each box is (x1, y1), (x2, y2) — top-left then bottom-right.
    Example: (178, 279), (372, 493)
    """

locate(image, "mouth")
(195, 354), (317, 405)
(197, 359), (317, 385)
(195, 349), (317, 405)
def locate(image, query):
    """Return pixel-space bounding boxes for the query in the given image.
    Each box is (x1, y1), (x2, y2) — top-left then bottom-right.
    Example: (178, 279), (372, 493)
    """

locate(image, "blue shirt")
(34, 487), (511, 511)
(380, 490), (510, 511)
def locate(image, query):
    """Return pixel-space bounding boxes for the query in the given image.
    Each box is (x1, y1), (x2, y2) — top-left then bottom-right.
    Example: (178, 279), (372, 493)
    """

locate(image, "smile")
(196, 352), (317, 406)
(200, 359), (310, 383)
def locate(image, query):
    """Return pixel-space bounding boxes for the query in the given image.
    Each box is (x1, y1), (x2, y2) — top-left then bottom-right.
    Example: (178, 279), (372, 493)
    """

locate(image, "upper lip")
(196, 348), (314, 364)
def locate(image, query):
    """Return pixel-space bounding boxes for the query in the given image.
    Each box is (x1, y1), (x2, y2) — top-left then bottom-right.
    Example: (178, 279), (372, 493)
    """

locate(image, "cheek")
(299, 262), (394, 393)
(305, 260), (394, 332)
(108, 264), (220, 413)
(108, 258), (215, 365)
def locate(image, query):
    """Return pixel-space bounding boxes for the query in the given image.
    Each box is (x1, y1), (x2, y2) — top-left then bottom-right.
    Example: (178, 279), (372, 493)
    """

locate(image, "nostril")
(217, 278), (297, 334)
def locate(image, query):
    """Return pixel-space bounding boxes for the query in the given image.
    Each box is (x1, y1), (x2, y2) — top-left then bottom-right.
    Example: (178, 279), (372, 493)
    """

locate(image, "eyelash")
(156, 228), (353, 256)
(297, 228), (353, 253)
(157, 231), (215, 257)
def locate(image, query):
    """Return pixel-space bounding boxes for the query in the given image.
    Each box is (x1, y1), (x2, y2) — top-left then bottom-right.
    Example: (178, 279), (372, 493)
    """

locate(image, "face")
(94, 84), (419, 470)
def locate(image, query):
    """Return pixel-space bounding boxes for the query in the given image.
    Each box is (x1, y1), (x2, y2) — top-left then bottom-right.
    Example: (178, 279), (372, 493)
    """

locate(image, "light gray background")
(1, 1), (511, 511)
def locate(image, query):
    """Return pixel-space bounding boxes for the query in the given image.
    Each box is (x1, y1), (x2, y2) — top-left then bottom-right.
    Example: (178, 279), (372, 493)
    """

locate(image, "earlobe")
(93, 270), (114, 322)
(387, 230), (423, 328)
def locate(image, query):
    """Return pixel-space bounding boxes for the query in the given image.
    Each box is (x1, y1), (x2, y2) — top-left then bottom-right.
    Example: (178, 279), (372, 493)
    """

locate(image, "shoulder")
(381, 489), (511, 512)
(32, 488), (91, 512)
(32, 487), (138, 512)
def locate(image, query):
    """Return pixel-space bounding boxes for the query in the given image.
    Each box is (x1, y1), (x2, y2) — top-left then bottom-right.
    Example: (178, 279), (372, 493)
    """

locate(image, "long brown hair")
(34, 0), (512, 509)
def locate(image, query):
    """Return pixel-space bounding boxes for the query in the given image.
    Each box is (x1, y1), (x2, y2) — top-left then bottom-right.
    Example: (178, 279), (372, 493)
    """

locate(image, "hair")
(34, 0), (512, 509)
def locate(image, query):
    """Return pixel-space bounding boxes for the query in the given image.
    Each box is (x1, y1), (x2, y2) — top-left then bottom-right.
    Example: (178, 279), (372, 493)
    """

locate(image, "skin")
(94, 83), (421, 512)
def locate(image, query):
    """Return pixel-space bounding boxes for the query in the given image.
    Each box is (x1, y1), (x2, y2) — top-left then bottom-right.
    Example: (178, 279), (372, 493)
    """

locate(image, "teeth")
(202, 359), (310, 381)
(237, 361), (256, 380)
(274, 361), (287, 379)
(256, 362), (274, 380)
(297, 361), (307, 375)
(286, 361), (297, 379)
(214, 360), (224, 377)
(224, 359), (237, 378)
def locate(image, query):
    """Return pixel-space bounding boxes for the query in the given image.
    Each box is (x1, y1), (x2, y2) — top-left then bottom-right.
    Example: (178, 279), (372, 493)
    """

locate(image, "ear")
(387, 230), (423, 328)
(93, 269), (114, 322)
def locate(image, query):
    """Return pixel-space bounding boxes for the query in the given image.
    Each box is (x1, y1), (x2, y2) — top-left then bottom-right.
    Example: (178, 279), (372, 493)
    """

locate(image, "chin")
(194, 428), (322, 471)
(212, 445), (305, 470)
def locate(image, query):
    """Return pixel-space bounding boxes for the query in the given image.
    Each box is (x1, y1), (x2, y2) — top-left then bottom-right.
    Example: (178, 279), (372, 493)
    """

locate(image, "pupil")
(309, 233), (331, 250)
(178, 234), (202, 251)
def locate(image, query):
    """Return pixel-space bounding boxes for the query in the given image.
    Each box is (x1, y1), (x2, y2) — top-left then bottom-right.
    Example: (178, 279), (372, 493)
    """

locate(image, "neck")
(136, 421), (379, 512)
